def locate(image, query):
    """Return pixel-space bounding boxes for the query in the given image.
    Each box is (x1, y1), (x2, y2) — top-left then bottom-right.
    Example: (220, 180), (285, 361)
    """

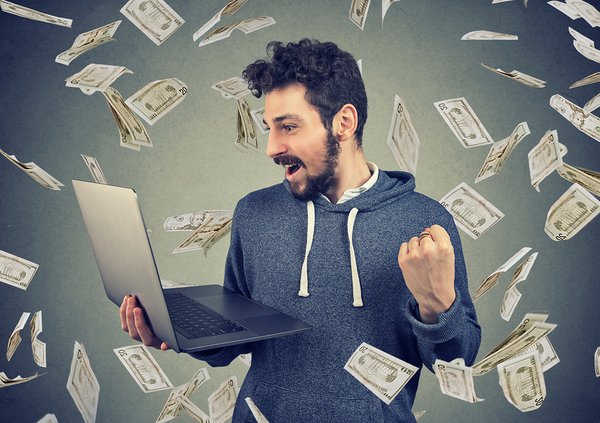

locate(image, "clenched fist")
(398, 225), (456, 324)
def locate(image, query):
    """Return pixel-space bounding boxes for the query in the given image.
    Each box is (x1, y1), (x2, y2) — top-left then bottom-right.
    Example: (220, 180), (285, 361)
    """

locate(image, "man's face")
(263, 83), (340, 201)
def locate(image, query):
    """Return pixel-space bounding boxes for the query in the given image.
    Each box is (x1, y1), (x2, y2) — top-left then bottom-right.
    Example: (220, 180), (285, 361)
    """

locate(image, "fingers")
(133, 307), (155, 346)
(428, 225), (454, 257)
(120, 295), (166, 350)
(125, 296), (141, 341)
(120, 296), (129, 332)
(428, 224), (450, 243)
(399, 225), (454, 263)
(418, 228), (432, 246)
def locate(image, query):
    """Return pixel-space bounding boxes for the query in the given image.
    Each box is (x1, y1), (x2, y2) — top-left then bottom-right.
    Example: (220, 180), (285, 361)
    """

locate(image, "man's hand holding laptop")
(120, 295), (170, 351)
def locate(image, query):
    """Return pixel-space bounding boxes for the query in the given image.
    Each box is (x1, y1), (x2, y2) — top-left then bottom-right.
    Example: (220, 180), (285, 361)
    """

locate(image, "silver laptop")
(72, 179), (311, 353)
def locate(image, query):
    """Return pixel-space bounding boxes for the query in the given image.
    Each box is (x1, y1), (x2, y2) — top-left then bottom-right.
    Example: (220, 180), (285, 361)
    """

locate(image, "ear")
(332, 104), (358, 142)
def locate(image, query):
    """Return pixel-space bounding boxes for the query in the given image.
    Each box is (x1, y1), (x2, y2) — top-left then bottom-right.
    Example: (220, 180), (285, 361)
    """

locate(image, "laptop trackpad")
(193, 294), (279, 320)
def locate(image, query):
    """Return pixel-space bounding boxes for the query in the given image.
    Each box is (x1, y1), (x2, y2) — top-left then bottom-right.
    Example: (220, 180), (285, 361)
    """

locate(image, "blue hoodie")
(190, 170), (481, 422)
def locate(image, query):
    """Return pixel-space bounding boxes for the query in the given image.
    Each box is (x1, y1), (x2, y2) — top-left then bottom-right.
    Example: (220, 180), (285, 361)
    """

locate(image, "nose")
(265, 130), (287, 158)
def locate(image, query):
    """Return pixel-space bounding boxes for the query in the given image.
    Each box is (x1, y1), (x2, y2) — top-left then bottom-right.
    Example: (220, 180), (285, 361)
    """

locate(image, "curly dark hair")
(243, 39), (368, 148)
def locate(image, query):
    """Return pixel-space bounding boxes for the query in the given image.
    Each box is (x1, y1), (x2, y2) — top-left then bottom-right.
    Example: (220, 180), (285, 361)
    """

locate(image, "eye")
(283, 124), (295, 133)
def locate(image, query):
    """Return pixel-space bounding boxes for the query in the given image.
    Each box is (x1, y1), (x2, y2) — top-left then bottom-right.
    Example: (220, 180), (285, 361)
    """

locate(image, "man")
(121, 39), (481, 422)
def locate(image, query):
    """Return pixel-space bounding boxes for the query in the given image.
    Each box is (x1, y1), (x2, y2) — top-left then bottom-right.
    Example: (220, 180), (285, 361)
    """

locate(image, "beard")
(276, 129), (341, 202)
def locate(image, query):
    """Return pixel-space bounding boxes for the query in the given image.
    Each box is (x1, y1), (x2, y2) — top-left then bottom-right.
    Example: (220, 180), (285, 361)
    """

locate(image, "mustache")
(273, 155), (305, 167)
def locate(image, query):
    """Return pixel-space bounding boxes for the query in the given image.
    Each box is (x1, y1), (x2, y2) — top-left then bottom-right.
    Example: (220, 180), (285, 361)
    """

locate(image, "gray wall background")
(1, 0), (599, 421)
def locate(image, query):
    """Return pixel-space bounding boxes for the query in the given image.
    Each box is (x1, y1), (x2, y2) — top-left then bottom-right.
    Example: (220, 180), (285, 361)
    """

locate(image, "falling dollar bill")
(595, 347), (600, 377)
(56, 21), (121, 65)
(548, 0), (583, 20)
(413, 410), (426, 420)
(550, 94), (600, 142)
(65, 64), (133, 95)
(236, 97), (259, 152)
(583, 92), (600, 114)
(172, 211), (233, 255)
(344, 342), (418, 405)
(440, 182), (504, 239)
(480, 63), (546, 88)
(434, 97), (494, 148)
(30, 310), (46, 368)
(569, 26), (600, 64)
(569, 1), (600, 26)
(0, 147), (64, 190)
(386, 95), (420, 175)
(461, 30), (518, 40)
(570, 71), (600, 88)
(500, 252), (538, 321)
(208, 375), (238, 423)
(36, 413), (59, 423)
(120, 0), (184, 45)
(434, 358), (483, 403)
(157, 384), (191, 423)
(0, 0), (72, 27)
(475, 122), (530, 183)
(80, 155), (108, 184)
(126, 78), (188, 125)
(513, 336), (560, 373)
(544, 183), (600, 241)
(250, 106), (269, 135)
(0, 371), (43, 388)
(382, 0), (401, 24)
(104, 87), (153, 148)
(212, 77), (250, 100)
(114, 345), (173, 393)
(528, 130), (564, 191)
(349, 0), (371, 29)
(156, 368), (210, 423)
(472, 247), (532, 302)
(6, 312), (30, 361)
(105, 96), (140, 151)
(472, 314), (556, 376)
(559, 163), (600, 197)
(67, 342), (99, 423)
(238, 353), (252, 367)
(179, 396), (214, 423)
(198, 16), (275, 47)
(164, 211), (232, 232)
(0, 249), (39, 290)
(193, 0), (248, 41)
(245, 398), (270, 423)
(497, 350), (546, 412)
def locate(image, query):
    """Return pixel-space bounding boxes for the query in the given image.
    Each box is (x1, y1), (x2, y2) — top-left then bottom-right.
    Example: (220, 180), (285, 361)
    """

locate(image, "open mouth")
(284, 163), (301, 177)
(275, 156), (304, 178)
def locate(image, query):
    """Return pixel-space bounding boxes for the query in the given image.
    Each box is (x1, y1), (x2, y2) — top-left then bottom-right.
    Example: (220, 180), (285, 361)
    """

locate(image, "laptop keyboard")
(164, 291), (248, 339)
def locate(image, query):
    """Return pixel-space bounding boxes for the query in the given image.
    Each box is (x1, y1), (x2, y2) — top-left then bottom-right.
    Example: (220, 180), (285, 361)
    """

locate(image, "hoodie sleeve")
(187, 204), (253, 366)
(404, 217), (481, 373)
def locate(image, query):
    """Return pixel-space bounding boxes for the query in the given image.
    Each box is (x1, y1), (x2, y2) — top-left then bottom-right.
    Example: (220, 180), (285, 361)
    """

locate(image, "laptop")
(72, 179), (311, 353)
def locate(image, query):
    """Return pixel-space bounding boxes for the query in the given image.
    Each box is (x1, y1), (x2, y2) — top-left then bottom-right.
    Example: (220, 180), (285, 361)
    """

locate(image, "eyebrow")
(263, 113), (304, 126)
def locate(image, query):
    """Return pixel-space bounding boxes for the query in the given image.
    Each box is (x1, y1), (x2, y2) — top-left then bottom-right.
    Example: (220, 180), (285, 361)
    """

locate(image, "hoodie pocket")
(240, 381), (385, 422)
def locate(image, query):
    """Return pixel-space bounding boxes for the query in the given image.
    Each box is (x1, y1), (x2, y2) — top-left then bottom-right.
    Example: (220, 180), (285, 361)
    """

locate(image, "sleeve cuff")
(405, 289), (467, 344)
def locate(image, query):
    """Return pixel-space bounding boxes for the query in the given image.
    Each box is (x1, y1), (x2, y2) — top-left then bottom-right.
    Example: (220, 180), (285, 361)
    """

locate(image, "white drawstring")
(298, 201), (314, 297)
(298, 202), (363, 307)
(347, 208), (363, 307)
